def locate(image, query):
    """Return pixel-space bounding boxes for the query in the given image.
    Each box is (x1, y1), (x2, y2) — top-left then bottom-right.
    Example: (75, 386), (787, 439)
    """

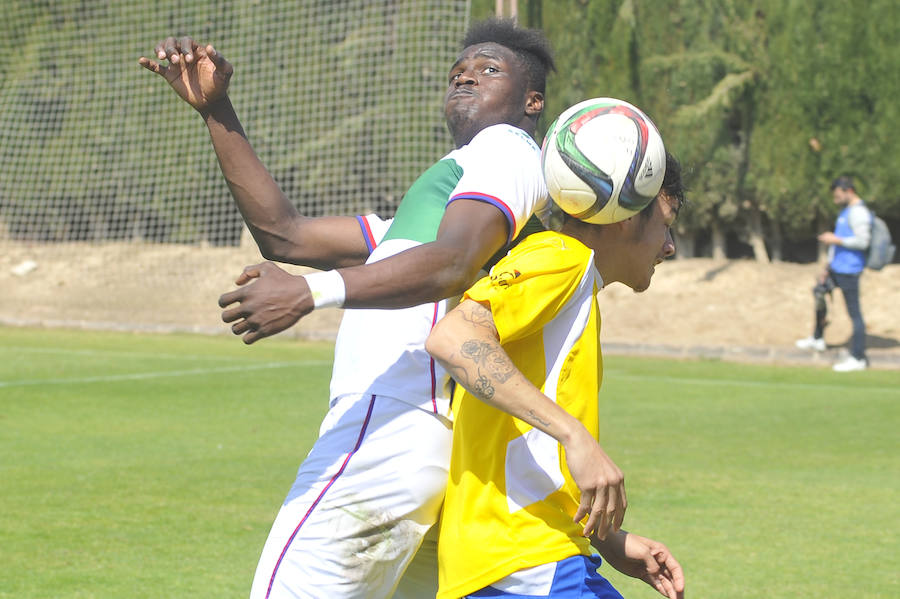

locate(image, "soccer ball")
(541, 97), (666, 224)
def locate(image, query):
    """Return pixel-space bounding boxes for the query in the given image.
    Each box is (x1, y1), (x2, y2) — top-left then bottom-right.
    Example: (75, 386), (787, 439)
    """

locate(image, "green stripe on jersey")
(382, 158), (463, 244)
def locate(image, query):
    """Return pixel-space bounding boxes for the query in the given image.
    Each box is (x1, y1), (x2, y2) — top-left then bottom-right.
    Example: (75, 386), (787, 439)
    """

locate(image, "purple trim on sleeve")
(356, 215), (377, 254)
(447, 193), (516, 245)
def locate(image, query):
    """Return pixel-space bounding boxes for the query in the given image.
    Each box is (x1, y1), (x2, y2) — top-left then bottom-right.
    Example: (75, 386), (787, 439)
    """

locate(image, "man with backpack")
(796, 176), (873, 371)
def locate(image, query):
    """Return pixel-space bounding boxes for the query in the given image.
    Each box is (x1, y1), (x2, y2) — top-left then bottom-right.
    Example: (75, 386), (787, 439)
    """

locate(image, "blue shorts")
(466, 555), (624, 599)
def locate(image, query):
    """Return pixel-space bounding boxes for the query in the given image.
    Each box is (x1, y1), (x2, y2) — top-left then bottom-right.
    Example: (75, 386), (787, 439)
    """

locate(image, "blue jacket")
(829, 204), (869, 274)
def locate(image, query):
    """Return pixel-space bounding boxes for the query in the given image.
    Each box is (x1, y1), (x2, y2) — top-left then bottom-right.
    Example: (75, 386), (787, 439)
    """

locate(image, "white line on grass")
(0, 360), (333, 388)
(605, 370), (899, 395)
(1, 345), (286, 362)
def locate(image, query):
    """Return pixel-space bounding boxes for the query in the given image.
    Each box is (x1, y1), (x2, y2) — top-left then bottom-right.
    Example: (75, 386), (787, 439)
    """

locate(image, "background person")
(795, 176), (870, 371)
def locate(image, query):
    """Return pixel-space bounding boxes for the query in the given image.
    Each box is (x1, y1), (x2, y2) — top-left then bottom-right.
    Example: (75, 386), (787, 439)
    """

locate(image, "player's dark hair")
(662, 151), (685, 210)
(637, 151), (685, 220)
(462, 18), (556, 93)
(830, 176), (855, 191)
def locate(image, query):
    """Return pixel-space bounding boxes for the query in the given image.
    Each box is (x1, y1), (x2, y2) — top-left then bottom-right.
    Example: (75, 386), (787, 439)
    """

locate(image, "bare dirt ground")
(3, 242), (899, 370)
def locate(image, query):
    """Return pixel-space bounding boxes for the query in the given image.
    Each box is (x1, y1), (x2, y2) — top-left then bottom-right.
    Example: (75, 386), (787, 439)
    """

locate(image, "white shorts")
(249, 394), (451, 599)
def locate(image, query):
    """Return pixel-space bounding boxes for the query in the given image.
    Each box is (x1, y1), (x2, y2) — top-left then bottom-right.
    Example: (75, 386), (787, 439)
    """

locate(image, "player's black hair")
(830, 176), (855, 191)
(661, 151), (685, 211)
(461, 17), (556, 94)
(639, 151), (685, 220)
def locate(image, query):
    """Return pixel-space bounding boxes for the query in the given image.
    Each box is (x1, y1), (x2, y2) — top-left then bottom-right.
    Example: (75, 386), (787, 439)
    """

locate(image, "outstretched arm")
(591, 529), (685, 599)
(139, 37), (370, 269)
(219, 199), (509, 343)
(426, 299), (627, 540)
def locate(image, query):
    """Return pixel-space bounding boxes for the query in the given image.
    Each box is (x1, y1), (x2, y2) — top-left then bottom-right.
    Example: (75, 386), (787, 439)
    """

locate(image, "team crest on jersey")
(491, 270), (521, 289)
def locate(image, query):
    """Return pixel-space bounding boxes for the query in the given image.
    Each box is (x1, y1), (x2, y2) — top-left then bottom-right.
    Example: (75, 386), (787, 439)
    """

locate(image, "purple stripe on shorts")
(265, 394), (378, 598)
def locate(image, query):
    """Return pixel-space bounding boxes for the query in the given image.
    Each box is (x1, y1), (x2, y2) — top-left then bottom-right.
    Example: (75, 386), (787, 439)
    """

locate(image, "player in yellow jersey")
(427, 152), (686, 599)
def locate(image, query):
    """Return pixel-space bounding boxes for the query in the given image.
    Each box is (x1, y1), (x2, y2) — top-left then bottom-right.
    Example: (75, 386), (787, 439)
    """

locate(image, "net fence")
(0, 0), (471, 336)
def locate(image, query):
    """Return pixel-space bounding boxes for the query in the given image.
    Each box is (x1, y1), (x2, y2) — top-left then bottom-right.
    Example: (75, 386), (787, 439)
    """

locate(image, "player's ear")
(612, 214), (638, 236)
(525, 90), (544, 117)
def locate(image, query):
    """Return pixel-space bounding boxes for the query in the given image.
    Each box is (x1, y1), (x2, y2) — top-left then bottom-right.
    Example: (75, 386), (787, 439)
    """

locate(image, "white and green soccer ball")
(541, 97), (666, 224)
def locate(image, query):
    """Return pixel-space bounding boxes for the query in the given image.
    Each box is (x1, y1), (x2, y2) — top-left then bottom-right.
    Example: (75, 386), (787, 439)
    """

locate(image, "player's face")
(832, 187), (850, 205)
(621, 194), (678, 292)
(444, 42), (537, 147)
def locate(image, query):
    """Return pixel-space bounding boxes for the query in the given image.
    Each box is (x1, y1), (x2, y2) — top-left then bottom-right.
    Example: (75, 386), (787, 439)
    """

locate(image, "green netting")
(1, 0), (470, 243)
(0, 0), (471, 333)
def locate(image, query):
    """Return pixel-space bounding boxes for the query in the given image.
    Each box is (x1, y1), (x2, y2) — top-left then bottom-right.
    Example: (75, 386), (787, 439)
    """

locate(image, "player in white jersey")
(141, 19), (625, 598)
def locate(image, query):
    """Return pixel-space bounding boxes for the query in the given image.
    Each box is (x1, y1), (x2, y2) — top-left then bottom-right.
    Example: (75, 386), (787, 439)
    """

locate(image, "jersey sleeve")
(446, 124), (549, 245)
(356, 214), (394, 254)
(843, 204), (872, 250)
(464, 234), (593, 344)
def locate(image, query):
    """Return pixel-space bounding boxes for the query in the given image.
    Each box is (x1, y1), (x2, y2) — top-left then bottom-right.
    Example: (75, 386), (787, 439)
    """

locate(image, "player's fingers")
(231, 319), (253, 336)
(658, 550), (685, 593)
(234, 264), (266, 286)
(573, 491), (592, 530)
(612, 483), (627, 532)
(583, 510), (601, 538)
(155, 40), (167, 60)
(219, 289), (245, 310)
(179, 36), (195, 63)
(243, 262), (269, 276)
(221, 306), (249, 324)
(634, 549), (672, 599)
(599, 478), (625, 535)
(652, 573), (677, 599)
(592, 506), (611, 540)
(206, 45), (234, 78)
(644, 549), (682, 599)
(590, 483), (616, 538)
(138, 57), (165, 76)
(162, 36), (180, 61)
(642, 547), (662, 576)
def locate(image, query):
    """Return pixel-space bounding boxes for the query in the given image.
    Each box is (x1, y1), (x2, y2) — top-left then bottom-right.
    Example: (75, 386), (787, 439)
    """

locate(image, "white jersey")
(329, 124), (549, 416)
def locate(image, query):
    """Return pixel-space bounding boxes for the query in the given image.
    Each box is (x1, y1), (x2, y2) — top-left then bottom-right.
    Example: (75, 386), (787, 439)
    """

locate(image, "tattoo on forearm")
(441, 302), (553, 431)
(444, 301), (517, 402)
(455, 336), (517, 402)
(528, 409), (551, 428)
(461, 340), (515, 383)
(460, 339), (484, 361)
(459, 302), (499, 333)
(472, 374), (495, 400)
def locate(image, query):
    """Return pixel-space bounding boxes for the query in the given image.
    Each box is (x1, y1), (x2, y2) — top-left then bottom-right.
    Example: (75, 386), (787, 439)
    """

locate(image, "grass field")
(1, 326), (897, 598)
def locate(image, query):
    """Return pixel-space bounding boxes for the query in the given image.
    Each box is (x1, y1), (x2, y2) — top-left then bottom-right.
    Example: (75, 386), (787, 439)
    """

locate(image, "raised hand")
(138, 36), (233, 111)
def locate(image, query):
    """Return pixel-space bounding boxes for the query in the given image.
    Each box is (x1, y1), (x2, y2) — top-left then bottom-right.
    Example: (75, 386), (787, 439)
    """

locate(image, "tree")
(475, 0), (900, 262)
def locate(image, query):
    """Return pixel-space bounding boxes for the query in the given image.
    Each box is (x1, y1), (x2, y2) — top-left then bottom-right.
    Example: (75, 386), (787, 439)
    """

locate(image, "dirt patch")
(2, 242), (899, 369)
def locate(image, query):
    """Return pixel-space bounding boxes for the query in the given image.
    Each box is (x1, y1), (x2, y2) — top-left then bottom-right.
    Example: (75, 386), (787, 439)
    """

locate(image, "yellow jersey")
(438, 230), (604, 599)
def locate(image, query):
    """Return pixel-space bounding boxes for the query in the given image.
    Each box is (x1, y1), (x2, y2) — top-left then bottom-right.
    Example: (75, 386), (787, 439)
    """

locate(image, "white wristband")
(303, 270), (346, 309)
